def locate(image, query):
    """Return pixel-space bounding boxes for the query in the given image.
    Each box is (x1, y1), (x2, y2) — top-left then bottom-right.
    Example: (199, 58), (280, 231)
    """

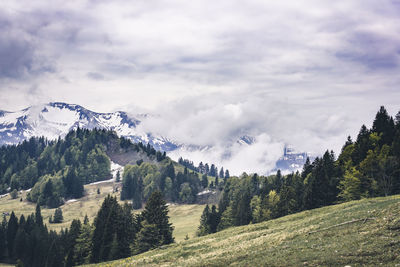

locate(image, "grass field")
(0, 181), (205, 241)
(82, 195), (400, 267)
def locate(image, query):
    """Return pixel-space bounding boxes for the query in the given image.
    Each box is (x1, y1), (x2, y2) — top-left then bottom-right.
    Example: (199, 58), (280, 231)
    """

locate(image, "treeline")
(0, 192), (173, 266)
(198, 106), (400, 235)
(178, 158), (230, 179)
(121, 162), (207, 208)
(0, 128), (166, 208)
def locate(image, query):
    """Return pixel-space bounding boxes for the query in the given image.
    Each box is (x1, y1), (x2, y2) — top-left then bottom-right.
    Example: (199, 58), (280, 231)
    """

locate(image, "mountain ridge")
(0, 102), (309, 174)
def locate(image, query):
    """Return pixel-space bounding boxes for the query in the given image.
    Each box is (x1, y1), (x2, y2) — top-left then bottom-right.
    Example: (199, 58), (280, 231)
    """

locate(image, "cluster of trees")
(121, 161), (205, 207)
(0, 192), (173, 266)
(49, 208), (63, 224)
(90, 192), (173, 263)
(198, 106), (400, 235)
(178, 158), (230, 179)
(137, 142), (167, 162)
(0, 204), (69, 266)
(0, 128), (165, 208)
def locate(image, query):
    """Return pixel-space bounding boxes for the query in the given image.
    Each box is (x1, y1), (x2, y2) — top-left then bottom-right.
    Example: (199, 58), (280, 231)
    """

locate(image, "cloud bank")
(0, 0), (399, 174)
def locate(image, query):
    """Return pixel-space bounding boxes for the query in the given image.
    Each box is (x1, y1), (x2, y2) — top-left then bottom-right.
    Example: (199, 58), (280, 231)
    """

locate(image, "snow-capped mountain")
(0, 102), (309, 174)
(0, 102), (177, 151)
(273, 145), (312, 174)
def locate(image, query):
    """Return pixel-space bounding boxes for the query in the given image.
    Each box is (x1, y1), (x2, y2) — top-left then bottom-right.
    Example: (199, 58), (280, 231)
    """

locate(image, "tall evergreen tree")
(141, 191), (174, 245)
(7, 212), (18, 260)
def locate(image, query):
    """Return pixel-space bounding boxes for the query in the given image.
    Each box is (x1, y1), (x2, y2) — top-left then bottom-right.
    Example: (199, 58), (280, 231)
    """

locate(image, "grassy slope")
(84, 195), (400, 267)
(0, 182), (204, 242)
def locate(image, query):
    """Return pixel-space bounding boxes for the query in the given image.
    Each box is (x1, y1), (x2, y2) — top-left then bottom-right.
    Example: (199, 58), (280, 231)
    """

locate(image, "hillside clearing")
(83, 195), (400, 267)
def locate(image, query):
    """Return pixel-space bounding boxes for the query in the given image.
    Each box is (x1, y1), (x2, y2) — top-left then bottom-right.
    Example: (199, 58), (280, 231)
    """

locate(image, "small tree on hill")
(53, 208), (63, 223)
(116, 170), (121, 182)
(141, 191), (174, 246)
(10, 189), (18, 199)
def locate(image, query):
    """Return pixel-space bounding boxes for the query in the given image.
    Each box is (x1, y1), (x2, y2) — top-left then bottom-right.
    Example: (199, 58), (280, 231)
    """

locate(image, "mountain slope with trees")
(0, 128), (166, 208)
(198, 106), (400, 235)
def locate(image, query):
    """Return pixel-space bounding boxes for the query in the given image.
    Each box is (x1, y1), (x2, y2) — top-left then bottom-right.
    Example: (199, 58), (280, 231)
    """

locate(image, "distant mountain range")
(0, 102), (309, 173)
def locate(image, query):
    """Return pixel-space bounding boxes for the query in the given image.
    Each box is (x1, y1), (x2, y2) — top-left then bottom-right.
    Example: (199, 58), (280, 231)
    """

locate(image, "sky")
(0, 0), (400, 174)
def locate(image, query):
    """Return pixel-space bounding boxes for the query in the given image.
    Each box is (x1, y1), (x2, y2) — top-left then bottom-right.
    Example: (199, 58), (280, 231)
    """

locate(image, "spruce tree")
(201, 174), (208, 188)
(7, 212), (18, 259)
(197, 205), (210, 236)
(141, 191), (174, 245)
(135, 222), (160, 253)
(53, 208), (63, 223)
(224, 169), (230, 179)
(35, 204), (43, 228)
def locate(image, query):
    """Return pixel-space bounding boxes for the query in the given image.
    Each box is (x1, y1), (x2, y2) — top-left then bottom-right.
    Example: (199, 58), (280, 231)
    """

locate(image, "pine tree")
(53, 208), (63, 223)
(91, 195), (123, 263)
(83, 215), (89, 225)
(7, 211), (18, 259)
(116, 170), (121, 182)
(209, 205), (219, 233)
(135, 222), (160, 253)
(0, 217), (6, 260)
(73, 223), (92, 265)
(219, 167), (224, 179)
(201, 174), (208, 188)
(35, 204), (43, 228)
(197, 205), (210, 236)
(217, 206), (234, 231)
(141, 191), (174, 245)
(224, 169), (230, 179)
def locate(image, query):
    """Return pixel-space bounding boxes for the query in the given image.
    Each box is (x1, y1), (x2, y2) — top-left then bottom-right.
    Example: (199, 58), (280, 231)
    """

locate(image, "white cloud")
(0, 0), (400, 174)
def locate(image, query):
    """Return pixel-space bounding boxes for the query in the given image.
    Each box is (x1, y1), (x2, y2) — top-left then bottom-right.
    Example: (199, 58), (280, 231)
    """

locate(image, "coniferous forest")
(197, 106), (400, 235)
(0, 191), (173, 266)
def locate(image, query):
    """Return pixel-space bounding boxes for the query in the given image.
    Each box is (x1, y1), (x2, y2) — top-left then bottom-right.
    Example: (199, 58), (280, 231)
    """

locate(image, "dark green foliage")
(197, 205), (219, 236)
(135, 222), (160, 253)
(0, 217), (6, 260)
(63, 166), (84, 199)
(73, 223), (92, 265)
(141, 191), (174, 245)
(52, 208), (63, 223)
(178, 157), (230, 182)
(197, 205), (211, 236)
(121, 160), (201, 205)
(7, 212), (18, 259)
(121, 165), (143, 209)
(201, 174), (208, 188)
(0, 128), (164, 207)
(91, 195), (137, 263)
(1, 208), (67, 266)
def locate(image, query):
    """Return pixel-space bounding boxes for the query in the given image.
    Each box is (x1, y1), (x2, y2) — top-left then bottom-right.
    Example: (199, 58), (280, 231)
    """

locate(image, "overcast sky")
(1, 0), (400, 173)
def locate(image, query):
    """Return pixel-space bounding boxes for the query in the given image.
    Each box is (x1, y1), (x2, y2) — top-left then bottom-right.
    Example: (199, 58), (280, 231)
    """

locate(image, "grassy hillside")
(0, 181), (204, 242)
(83, 195), (400, 267)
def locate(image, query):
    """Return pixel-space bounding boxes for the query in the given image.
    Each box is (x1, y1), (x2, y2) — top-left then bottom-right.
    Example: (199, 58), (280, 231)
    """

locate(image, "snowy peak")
(0, 103), (151, 147)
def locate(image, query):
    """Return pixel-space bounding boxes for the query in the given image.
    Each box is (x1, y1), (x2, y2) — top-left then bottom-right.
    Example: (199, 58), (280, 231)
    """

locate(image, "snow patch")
(111, 161), (123, 179)
(197, 189), (214, 196)
(88, 178), (114, 185)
